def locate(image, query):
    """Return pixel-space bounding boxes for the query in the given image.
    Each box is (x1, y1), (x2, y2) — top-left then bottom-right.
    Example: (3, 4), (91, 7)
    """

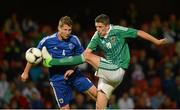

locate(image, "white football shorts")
(95, 67), (125, 99)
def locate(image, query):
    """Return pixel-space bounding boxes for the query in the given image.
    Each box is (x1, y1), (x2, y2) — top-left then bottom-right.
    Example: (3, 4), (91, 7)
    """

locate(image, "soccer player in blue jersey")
(21, 16), (97, 109)
(42, 14), (169, 109)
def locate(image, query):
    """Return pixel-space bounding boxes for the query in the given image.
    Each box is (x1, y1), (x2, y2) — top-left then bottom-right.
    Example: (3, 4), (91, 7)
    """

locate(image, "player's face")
(95, 22), (109, 37)
(58, 24), (72, 40)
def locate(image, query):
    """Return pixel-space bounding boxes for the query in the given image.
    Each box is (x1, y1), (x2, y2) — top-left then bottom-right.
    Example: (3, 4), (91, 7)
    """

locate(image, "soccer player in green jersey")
(42, 14), (169, 109)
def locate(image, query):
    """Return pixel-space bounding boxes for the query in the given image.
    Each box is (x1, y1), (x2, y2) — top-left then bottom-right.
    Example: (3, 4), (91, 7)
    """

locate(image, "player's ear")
(105, 24), (110, 30)
(106, 24), (110, 28)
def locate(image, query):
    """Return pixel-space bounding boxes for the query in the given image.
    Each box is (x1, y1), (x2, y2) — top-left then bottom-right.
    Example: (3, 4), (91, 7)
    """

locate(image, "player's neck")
(103, 26), (110, 38)
(57, 32), (63, 40)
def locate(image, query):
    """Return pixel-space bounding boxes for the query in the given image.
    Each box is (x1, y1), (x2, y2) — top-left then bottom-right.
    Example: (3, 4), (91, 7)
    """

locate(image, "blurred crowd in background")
(0, 3), (180, 109)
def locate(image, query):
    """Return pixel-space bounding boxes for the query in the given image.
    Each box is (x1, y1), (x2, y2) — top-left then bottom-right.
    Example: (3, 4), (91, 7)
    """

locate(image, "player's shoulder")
(69, 34), (79, 41)
(46, 33), (57, 40)
(39, 33), (57, 45)
(70, 34), (80, 40)
(112, 25), (128, 31)
(91, 31), (99, 39)
(69, 34), (82, 45)
(42, 33), (57, 41)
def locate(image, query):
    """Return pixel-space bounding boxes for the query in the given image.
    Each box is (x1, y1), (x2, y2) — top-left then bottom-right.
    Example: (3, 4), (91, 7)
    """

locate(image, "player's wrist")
(74, 67), (78, 71)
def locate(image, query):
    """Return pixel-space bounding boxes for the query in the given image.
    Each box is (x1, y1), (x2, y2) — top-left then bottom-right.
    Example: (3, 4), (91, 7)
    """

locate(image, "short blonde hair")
(58, 16), (73, 28)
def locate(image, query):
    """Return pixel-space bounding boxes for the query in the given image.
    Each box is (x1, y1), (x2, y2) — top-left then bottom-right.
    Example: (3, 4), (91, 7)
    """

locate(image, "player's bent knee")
(83, 51), (92, 61)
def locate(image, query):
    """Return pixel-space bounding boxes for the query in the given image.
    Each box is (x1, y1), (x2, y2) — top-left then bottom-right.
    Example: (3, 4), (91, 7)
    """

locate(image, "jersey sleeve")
(36, 36), (48, 49)
(72, 35), (84, 55)
(87, 32), (99, 51)
(116, 26), (138, 39)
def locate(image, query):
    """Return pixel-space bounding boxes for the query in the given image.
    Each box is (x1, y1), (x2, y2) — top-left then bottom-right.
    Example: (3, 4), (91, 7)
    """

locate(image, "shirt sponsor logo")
(69, 43), (74, 50)
(106, 42), (112, 49)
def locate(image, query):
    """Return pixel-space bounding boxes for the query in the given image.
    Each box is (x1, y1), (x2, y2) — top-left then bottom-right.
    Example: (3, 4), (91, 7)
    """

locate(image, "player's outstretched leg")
(42, 46), (85, 67)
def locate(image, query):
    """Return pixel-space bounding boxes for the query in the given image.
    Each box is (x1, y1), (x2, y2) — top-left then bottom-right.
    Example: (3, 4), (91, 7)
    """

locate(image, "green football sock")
(49, 54), (85, 66)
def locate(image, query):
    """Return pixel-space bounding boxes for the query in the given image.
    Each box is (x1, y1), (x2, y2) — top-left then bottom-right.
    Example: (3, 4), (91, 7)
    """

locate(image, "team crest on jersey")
(110, 36), (116, 44)
(68, 43), (74, 50)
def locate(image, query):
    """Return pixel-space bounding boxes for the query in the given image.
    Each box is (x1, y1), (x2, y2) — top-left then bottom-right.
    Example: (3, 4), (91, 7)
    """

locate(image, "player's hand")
(21, 72), (29, 82)
(64, 70), (74, 80)
(156, 38), (170, 45)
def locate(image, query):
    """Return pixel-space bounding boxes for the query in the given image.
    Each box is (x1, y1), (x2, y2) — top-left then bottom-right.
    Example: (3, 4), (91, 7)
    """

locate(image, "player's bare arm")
(137, 30), (169, 45)
(64, 65), (79, 80)
(21, 62), (33, 82)
(64, 69), (74, 80)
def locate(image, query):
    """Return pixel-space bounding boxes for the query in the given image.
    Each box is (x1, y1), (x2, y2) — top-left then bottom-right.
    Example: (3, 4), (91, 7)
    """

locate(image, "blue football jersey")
(37, 32), (84, 81)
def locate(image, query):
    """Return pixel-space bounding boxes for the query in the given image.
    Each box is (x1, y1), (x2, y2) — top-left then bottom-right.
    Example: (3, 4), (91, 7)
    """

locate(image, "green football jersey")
(87, 25), (138, 69)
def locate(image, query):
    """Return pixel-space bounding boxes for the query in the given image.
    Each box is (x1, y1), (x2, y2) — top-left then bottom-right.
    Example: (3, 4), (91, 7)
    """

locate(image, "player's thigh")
(85, 85), (97, 95)
(83, 51), (101, 69)
(96, 68), (125, 99)
(84, 85), (97, 100)
(97, 78), (115, 99)
(50, 81), (73, 108)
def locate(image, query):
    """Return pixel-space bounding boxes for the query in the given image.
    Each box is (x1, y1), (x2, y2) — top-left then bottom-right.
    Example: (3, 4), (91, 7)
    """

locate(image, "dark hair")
(95, 14), (110, 25)
(58, 16), (73, 27)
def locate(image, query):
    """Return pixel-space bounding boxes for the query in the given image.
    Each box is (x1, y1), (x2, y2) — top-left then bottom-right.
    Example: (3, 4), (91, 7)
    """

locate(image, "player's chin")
(99, 32), (105, 36)
(63, 36), (69, 39)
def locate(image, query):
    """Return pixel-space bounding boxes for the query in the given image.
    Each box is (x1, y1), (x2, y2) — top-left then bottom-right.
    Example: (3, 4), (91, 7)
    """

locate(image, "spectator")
(117, 92), (134, 109)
